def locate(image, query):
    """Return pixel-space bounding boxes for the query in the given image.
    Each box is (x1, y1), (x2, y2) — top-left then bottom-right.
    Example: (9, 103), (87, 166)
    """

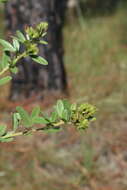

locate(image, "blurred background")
(0, 0), (127, 189)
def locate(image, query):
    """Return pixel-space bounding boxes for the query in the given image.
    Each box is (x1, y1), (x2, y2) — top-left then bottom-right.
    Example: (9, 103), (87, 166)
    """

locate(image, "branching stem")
(14, 51), (27, 65)
(1, 120), (65, 140)
(0, 66), (9, 76)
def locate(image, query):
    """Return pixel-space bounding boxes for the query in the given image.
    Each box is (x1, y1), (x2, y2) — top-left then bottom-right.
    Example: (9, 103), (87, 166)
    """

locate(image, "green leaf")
(49, 111), (58, 123)
(16, 30), (26, 42)
(0, 125), (7, 136)
(13, 39), (20, 51)
(32, 56), (48, 65)
(63, 99), (71, 110)
(0, 39), (16, 52)
(1, 53), (10, 70)
(13, 113), (21, 131)
(71, 103), (77, 111)
(31, 106), (41, 125)
(32, 117), (49, 125)
(62, 109), (69, 122)
(45, 127), (61, 134)
(62, 100), (71, 119)
(10, 67), (18, 74)
(16, 106), (32, 127)
(31, 106), (40, 118)
(0, 138), (14, 142)
(56, 100), (64, 117)
(39, 40), (48, 45)
(0, 76), (12, 86)
(42, 32), (47, 37)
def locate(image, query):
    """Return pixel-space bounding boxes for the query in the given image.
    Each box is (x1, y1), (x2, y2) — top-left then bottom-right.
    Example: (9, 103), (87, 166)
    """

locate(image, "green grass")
(0, 5), (127, 190)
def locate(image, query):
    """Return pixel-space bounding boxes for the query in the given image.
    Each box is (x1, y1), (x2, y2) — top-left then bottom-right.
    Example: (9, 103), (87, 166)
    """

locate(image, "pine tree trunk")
(5, 0), (68, 101)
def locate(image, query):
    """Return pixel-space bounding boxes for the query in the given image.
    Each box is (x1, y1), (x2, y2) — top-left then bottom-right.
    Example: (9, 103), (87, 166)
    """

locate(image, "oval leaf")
(13, 113), (21, 131)
(32, 117), (49, 124)
(0, 125), (7, 136)
(0, 76), (12, 86)
(56, 100), (64, 117)
(16, 106), (31, 127)
(31, 106), (40, 118)
(32, 56), (48, 65)
(16, 30), (26, 42)
(0, 39), (16, 52)
(13, 39), (20, 51)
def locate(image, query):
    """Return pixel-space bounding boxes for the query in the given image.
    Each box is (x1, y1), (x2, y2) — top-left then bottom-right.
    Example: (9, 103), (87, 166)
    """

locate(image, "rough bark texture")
(5, 0), (67, 100)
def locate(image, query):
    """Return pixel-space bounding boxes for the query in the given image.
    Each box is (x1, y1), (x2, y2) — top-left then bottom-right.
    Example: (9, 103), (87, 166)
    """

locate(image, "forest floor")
(0, 5), (127, 190)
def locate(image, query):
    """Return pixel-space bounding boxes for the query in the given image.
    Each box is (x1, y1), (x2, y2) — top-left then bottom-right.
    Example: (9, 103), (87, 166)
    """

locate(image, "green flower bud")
(71, 103), (97, 130)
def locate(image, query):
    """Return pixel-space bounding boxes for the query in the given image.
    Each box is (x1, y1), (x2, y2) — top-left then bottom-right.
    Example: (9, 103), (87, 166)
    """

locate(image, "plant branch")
(0, 51), (27, 76)
(0, 66), (9, 76)
(0, 120), (65, 140)
(13, 51), (27, 65)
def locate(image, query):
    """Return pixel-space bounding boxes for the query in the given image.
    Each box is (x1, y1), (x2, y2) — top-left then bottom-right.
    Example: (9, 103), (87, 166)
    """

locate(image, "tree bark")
(5, 0), (68, 101)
